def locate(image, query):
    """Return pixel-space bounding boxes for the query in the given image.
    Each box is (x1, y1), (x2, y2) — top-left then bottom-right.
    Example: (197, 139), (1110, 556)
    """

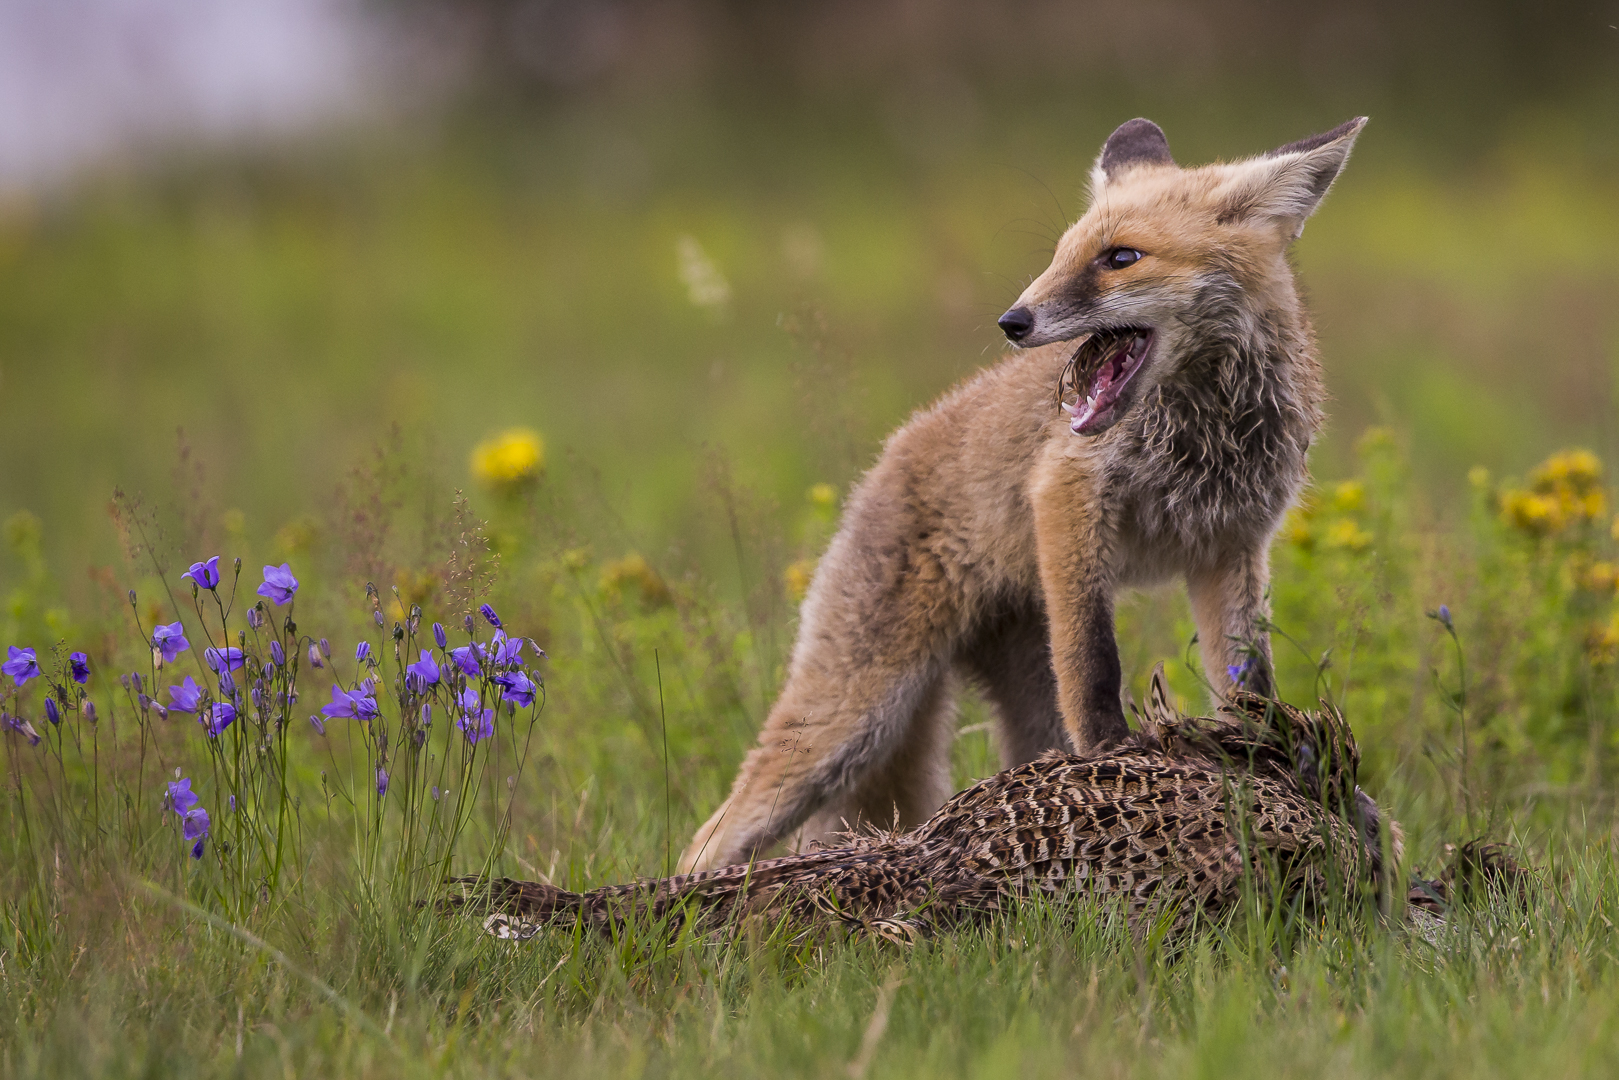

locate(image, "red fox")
(681, 117), (1366, 873)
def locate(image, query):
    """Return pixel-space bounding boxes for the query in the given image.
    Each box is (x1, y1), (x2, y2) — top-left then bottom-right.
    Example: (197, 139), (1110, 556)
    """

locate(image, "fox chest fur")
(837, 305), (1321, 633)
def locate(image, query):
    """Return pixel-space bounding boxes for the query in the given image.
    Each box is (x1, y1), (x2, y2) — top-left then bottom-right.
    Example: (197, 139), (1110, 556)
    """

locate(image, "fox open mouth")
(1059, 328), (1155, 435)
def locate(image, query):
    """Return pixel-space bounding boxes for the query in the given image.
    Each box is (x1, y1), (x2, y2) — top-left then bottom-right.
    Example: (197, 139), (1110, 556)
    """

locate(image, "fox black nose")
(998, 306), (1034, 342)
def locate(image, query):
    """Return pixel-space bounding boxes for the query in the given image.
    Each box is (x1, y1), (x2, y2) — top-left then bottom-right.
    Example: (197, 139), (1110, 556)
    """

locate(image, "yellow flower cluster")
(1499, 449), (1606, 537)
(1283, 479), (1372, 554)
(1588, 619), (1619, 667)
(471, 428), (545, 492)
(784, 558), (817, 602)
(599, 553), (672, 607)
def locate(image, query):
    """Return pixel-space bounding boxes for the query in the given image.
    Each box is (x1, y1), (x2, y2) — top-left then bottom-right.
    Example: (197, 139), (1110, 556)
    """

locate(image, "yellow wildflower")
(1587, 619), (1619, 666)
(1323, 519), (1373, 553)
(807, 483), (838, 508)
(784, 558), (818, 601)
(1502, 448), (1608, 537)
(1331, 480), (1365, 513)
(1581, 561), (1618, 594)
(1467, 465), (1491, 490)
(600, 553), (671, 607)
(471, 428), (545, 491)
(1500, 489), (1564, 535)
(275, 516), (319, 556)
(1282, 505), (1315, 551)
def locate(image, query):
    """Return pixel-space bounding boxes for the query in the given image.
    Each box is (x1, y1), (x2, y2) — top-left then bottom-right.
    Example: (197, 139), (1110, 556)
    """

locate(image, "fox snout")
(997, 306), (1035, 342)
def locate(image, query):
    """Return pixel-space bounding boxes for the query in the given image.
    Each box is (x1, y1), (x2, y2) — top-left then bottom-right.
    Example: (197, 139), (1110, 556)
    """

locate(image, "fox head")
(999, 117), (1366, 436)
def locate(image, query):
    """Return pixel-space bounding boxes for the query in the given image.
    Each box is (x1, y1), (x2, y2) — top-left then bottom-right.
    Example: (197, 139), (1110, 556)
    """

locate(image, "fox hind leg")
(678, 661), (952, 872)
(789, 672), (956, 851)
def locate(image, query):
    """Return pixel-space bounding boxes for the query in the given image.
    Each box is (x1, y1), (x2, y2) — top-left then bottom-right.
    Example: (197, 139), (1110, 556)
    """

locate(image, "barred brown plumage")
(449, 674), (1399, 943)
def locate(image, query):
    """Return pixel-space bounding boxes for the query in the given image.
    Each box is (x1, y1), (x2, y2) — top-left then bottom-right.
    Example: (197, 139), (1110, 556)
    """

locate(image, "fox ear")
(1091, 118), (1175, 192)
(1220, 117), (1367, 240)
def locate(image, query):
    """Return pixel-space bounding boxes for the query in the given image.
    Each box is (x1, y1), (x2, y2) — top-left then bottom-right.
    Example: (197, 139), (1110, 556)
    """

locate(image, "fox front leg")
(1187, 545), (1275, 698)
(1030, 458), (1131, 753)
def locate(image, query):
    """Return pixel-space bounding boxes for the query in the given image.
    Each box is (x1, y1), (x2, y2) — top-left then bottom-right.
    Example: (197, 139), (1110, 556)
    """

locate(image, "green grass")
(3, 98), (1619, 1077)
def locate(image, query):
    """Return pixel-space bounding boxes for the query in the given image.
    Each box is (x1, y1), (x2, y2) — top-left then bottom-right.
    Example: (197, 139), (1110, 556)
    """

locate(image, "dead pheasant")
(452, 672), (1416, 943)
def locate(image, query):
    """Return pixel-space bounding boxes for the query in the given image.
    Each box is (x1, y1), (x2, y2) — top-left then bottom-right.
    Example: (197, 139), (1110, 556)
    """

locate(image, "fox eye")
(1104, 248), (1143, 270)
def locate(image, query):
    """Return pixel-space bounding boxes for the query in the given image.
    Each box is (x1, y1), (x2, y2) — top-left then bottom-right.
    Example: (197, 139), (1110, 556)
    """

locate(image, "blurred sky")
(0, 0), (379, 189)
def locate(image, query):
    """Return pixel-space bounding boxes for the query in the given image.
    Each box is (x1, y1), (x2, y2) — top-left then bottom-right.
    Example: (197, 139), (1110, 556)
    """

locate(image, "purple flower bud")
(319, 638), (331, 658)
(69, 652), (90, 685)
(464, 614), (475, 633)
(120, 673), (131, 691)
(44, 697), (60, 725)
(355, 641), (371, 663)
(431, 785), (440, 801)
(373, 610), (384, 628)
(83, 700), (98, 724)
(250, 687), (262, 712)
(308, 644), (324, 669)
(218, 671), (236, 697)
(376, 767), (389, 797)
(309, 714), (326, 736)
(127, 589), (137, 605)
(138, 693), (153, 711)
(131, 673), (143, 695)
(246, 606), (264, 630)
(420, 702), (432, 728)
(153, 704), (168, 720)
(270, 640), (286, 666)
(433, 623), (447, 649)
(1439, 604), (1452, 628)
(479, 603), (502, 628)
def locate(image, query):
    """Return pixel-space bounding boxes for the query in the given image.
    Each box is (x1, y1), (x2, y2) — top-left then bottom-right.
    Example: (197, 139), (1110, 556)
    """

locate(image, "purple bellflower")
(151, 624), (190, 664)
(450, 644), (483, 677)
(308, 643), (324, 669)
(204, 647), (246, 673)
(269, 640), (285, 667)
(203, 702), (236, 737)
(320, 684), (379, 721)
(257, 563), (299, 606)
(69, 652), (90, 684)
(433, 622), (447, 649)
(480, 603), (502, 628)
(3, 646), (40, 687)
(4, 712), (41, 745)
(1227, 658), (1255, 688)
(167, 676), (203, 713)
(405, 650), (440, 693)
(495, 670), (539, 708)
(183, 805), (210, 858)
(168, 776), (198, 815)
(457, 686), (494, 745)
(489, 631), (525, 669)
(355, 641), (371, 663)
(181, 556), (221, 590)
(43, 697), (60, 725)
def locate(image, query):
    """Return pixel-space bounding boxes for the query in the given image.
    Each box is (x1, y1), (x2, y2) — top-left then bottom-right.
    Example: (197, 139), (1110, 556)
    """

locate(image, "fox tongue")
(1064, 333), (1147, 434)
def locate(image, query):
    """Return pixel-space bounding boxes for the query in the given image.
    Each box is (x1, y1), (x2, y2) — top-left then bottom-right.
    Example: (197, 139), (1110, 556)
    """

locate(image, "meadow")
(2, 80), (1619, 1076)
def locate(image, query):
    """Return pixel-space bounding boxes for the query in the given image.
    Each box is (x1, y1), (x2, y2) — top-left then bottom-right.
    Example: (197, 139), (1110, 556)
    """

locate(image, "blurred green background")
(1, 0), (1616, 608)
